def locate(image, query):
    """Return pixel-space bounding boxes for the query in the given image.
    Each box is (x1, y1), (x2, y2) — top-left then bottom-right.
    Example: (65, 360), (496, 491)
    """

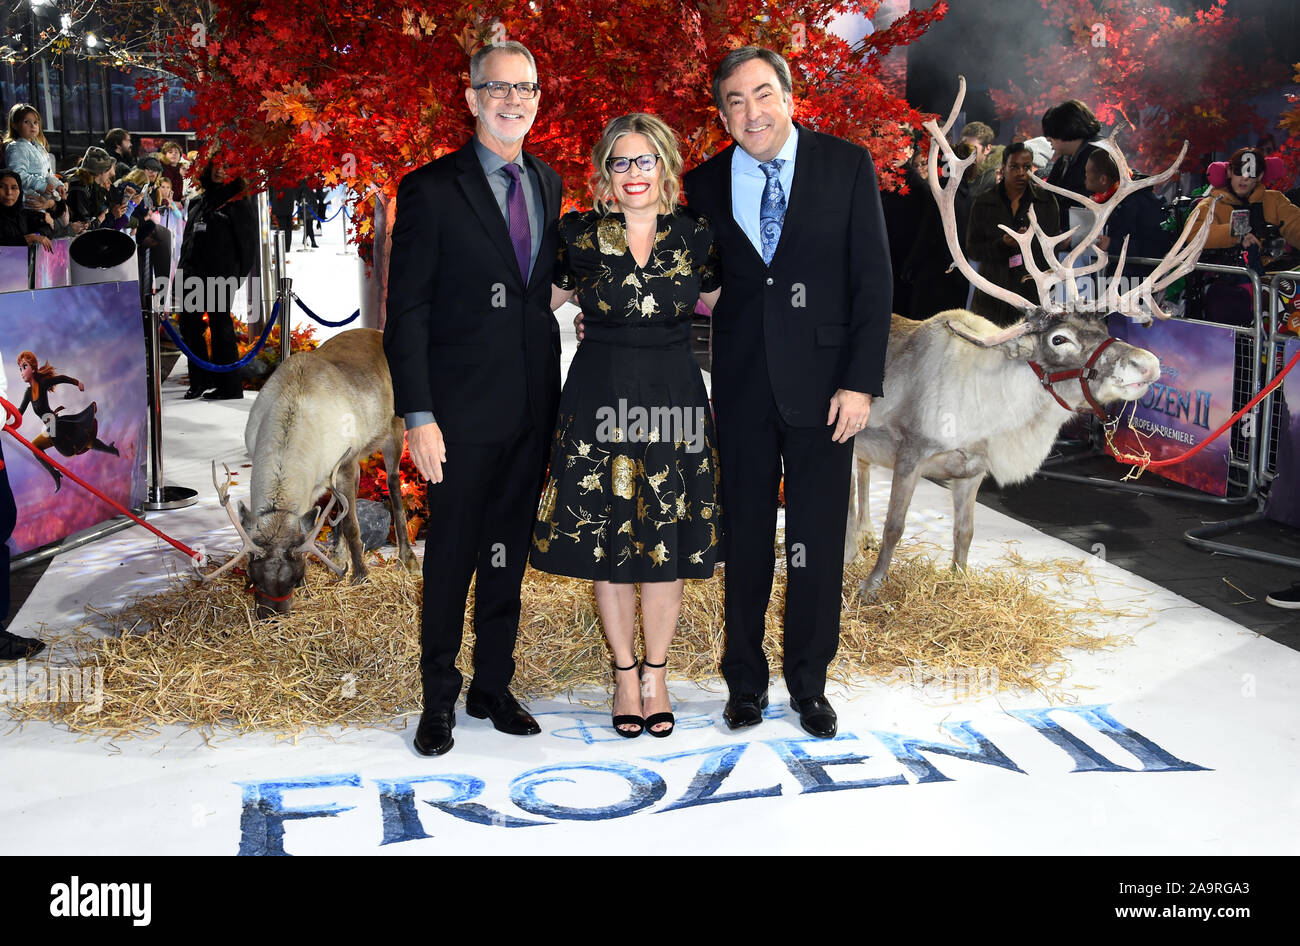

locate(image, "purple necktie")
(503, 163), (531, 280)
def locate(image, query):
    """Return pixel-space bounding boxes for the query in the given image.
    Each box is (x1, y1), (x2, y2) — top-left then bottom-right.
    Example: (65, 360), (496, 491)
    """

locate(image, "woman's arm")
(699, 288), (721, 311)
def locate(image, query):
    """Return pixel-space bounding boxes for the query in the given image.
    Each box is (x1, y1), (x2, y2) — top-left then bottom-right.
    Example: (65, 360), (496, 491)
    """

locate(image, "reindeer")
(199, 328), (417, 615)
(847, 77), (1216, 596)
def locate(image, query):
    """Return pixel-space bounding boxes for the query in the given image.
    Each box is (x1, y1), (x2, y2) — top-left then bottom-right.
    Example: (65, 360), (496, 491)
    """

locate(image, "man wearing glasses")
(683, 47), (892, 739)
(385, 41), (563, 756)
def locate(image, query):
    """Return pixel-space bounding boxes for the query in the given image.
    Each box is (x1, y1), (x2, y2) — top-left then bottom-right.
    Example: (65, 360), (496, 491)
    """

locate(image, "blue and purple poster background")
(0, 281), (148, 554)
(1107, 315), (1236, 497)
(0, 245), (27, 292)
(1264, 336), (1300, 528)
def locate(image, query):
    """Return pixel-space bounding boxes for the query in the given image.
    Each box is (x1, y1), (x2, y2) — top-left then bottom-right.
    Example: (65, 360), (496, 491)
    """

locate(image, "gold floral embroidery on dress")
(596, 217), (627, 255)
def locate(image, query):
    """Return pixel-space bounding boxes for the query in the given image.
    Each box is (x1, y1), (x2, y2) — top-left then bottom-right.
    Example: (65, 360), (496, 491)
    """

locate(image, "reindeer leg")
(334, 463), (368, 583)
(860, 458), (922, 599)
(842, 449), (873, 564)
(949, 473), (985, 572)
(385, 417), (418, 573)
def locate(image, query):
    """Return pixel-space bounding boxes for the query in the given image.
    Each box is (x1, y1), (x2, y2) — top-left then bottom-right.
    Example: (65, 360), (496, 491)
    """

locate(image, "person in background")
(966, 141), (1060, 326)
(159, 141), (186, 198)
(904, 141), (976, 319)
(1042, 100), (1103, 198)
(65, 147), (114, 231)
(1183, 147), (1300, 253)
(176, 154), (258, 400)
(1022, 137), (1053, 177)
(880, 131), (927, 317)
(0, 169), (53, 251)
(960, 120), (998, 197)
(3, 104), (63, 211)
(298, 179), (319, 249)
(269, 181), (298, 252)
(0, 346), (45, 661)
(1083, 148), (1172, 269)
(100, 128), (134, 180)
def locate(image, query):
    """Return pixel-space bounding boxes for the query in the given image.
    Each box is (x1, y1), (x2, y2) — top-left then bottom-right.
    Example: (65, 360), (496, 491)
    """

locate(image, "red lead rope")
(1, 394), (201, 562)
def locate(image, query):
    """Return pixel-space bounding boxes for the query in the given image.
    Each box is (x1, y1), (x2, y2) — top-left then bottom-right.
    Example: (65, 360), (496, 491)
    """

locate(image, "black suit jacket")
(683, 126), (893, 426)
(385, 140), (563, 444)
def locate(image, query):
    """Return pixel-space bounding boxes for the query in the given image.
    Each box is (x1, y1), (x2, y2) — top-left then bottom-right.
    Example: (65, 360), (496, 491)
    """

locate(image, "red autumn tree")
(138, 0), (948, 259)
(991, 0), (1285, 173)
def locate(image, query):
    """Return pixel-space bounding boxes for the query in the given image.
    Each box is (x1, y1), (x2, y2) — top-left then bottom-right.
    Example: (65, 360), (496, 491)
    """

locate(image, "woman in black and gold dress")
(532, 113), (721, 738)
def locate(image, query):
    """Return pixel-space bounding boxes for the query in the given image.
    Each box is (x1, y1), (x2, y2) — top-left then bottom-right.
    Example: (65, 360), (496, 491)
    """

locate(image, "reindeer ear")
(945, 319), (1033, 349)
(300, 511), (318, 534)
(237, 500), (253, 531)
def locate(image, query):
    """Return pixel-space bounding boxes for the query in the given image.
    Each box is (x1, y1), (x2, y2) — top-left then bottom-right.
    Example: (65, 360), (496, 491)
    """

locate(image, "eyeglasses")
(473, 81), (541, 99)
(605, 154), (661, 174)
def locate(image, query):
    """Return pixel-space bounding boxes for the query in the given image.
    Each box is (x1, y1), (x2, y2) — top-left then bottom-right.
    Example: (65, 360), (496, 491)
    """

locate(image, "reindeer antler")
(294, 449), (353, 577)
(924, 76), (1043, 319)
(196, 461), (265, 582)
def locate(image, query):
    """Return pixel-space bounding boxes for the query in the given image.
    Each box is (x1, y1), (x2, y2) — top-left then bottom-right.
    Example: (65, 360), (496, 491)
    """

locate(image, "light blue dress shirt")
(731, 126), (799, 260)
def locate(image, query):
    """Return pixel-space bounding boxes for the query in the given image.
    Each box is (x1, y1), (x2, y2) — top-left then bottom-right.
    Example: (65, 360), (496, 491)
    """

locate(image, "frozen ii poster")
(0, 281), (148, 555)
(1264, 337), (1300, 529)
(1106, 315), (1237, 497)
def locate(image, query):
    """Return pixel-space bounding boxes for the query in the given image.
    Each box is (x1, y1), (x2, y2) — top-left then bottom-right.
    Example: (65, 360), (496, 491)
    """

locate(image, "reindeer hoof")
(858, 575), (884, 601)
(349, 567), (369, 586)
(402, 555), (420, 574)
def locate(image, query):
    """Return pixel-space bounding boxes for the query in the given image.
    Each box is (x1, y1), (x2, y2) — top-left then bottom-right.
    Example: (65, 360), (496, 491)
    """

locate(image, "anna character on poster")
(15, 350), (118, 492)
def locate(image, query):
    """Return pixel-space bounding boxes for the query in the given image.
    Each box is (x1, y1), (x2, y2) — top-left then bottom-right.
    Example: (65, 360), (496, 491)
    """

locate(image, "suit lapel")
(522, 150), (556, 291)
(454, 141), (524, 287)
(717, 144), (766, 269)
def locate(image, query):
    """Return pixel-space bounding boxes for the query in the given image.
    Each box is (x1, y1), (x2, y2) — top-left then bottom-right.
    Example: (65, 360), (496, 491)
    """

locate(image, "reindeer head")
(236, 505), (325, 617)
(198, 462), (346, 619)
(947, 309), (1160, 412)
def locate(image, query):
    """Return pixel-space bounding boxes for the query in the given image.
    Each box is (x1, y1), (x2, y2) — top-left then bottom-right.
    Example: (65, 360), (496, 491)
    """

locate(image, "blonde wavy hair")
(589, 113), (682, 215)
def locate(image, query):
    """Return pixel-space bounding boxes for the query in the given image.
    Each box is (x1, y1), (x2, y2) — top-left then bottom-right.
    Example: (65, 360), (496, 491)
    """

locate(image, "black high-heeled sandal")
(611, 660), (644, 738)
(640, 658), (675, 738)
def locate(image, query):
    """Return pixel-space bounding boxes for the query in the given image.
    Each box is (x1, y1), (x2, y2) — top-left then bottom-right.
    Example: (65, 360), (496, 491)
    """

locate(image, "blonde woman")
(531, 113), (722, 738)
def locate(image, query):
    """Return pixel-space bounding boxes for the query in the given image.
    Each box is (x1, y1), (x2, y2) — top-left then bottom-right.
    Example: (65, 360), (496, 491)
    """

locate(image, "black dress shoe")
(413, 707), (455, 756)
(722, 691), (769, 730)
(789, 695), (838, 739)
(465, 689), (541, 736)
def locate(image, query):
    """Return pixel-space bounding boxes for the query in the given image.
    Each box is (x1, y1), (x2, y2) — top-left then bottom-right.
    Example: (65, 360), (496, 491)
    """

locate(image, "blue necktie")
(759, 159), (786, 265)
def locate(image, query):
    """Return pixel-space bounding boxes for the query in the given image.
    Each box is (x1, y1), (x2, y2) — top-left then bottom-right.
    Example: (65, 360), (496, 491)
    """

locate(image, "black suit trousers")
(420, 415), (548, 708)
(715, 376), (853, 702)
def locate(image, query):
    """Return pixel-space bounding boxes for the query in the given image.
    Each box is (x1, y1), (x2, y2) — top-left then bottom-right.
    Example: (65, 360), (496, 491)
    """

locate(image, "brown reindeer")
(199, 328), (417, 616)
(847, 77), (1215, 596)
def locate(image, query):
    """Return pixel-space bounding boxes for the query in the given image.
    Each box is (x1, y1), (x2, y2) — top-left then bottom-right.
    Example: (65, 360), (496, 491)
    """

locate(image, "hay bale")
(6, 541), (1136, 738)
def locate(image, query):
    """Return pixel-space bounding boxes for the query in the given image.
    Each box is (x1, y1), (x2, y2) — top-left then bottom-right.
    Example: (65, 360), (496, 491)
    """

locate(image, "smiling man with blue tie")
(683, 47), (893, 738)
(384, 41), (562, 756)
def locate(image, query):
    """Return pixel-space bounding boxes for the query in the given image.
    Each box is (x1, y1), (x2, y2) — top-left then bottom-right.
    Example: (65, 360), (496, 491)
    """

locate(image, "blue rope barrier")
(161, 301), (282, 372)
(293, 294), (360, 327)
(304, 203), (346, 224)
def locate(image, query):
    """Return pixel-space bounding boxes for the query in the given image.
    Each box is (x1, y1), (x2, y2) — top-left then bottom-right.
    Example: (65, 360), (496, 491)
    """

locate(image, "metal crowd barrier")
(1182, 269), (1300, 569)
(1037, 257), (1264, 506)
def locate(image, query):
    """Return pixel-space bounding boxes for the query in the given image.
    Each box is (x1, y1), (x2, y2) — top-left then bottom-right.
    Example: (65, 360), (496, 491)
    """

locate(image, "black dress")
(531, 210), (722, 582)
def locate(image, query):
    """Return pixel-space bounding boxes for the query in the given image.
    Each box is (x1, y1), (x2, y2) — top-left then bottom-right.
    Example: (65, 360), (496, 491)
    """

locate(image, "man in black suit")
(384, 41), (562, 756)
(683, 47), (892, 738)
